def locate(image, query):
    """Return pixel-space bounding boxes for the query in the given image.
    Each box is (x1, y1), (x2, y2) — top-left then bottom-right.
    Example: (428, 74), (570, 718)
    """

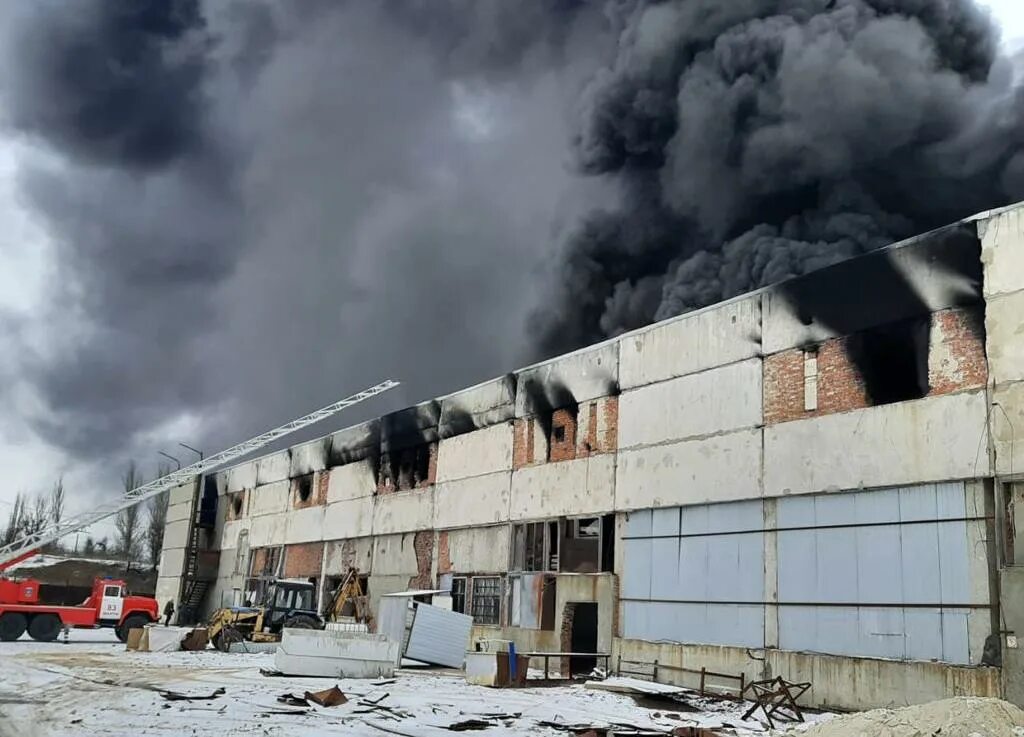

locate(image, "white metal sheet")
(404, 602), (473, 668)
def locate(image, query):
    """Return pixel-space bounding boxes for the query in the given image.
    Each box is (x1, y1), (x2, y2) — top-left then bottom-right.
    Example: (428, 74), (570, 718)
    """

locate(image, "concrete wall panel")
(436, 423), (513, 482)
(372, 490), (436, 536)
(764, 392), (989, 497)
(290, 438), (329, 477)
(249, 513), (288, 548)
(166, 499), (192, 524)
(370, 533), (421, 576)
(284, 506), (326, 545)
(163, 519), (190, 550)
(618, 359), (762, 448)
(615, 429), (762, 511)
(979, 205), (1024, 297)
(220, 519), (252, 550)
(248, 480), (290, 517)
(514, 344), (619, 416)
(326, 462), (376, 503)
(322, 497), (375, 540)
(256, 451), (291, 485)
(618, 296), (761, 390)
(169, 482), (198, 506)
(440, 377), (515, 428)
(434, 473), (511, 529)
(445, 526), (509, 573)
(986, 290), (1024, 386)
(509, 455), (615, 521)
(224, 463), (256, 493)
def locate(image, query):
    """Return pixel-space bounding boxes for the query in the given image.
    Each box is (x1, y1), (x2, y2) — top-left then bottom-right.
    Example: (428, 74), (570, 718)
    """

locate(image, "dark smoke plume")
(533, 0), (1024, 356)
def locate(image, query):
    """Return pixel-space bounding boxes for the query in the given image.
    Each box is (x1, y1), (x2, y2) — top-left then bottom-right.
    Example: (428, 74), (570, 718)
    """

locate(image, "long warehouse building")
(157, 200), (1024, 711)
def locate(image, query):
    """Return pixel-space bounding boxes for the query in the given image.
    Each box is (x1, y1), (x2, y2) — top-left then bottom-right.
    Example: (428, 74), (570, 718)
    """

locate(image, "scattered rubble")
(159, 686), (226, 702)
(797, 697), (1024, 737)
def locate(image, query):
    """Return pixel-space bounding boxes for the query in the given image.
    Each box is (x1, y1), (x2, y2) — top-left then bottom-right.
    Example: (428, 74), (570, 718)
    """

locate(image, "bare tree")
(114, 462), (142, 560)
(1, 493), (26, 546)
(49, 477), (65, 525)
(23, 494), (50, 538)
(145, 464), (171, 570)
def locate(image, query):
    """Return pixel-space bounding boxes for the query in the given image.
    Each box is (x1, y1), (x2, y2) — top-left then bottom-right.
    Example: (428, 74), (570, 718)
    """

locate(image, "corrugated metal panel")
(404, 602), (473, 668)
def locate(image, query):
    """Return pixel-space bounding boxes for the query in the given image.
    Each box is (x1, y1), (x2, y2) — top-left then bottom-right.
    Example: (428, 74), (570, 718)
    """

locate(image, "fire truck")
(0, 560), (158, 642)
(0, 380), (397, 643)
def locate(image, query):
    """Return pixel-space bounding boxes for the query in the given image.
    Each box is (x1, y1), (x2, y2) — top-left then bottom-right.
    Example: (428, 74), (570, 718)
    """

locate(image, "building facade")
(157, 201), (1024, 711)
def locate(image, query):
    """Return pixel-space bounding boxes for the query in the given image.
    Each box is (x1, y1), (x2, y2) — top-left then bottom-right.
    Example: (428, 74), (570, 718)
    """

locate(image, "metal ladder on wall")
(0, 380), (400, 576)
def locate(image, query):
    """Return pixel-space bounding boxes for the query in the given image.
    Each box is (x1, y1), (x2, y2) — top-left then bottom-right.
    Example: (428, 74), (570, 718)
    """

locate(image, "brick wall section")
(250, 548), (267, 576)
(315, 470), (330, 504)
(408, 530), (435, 589)
(600, 396), (619, 453)
(559, 603), (576, 678)
(764, 308), (988, 425)
(283, 542), (323, 579)
(548, 408), (578, 462)
(929, 308), (987, 394)
(437, 531), (452, 575)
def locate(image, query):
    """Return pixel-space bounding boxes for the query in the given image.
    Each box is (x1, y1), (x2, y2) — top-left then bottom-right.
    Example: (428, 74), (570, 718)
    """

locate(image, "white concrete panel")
(618, 359), (762, 448)
(434, 472), (511, 529)
(249, 480), (290, 516)
(284, 506), (327, 544)
(509, 455), (615, 521)
(326, 461), (376, 503)
(224, 462), (257, 492)
(163, 519), (190, 550)
(436, 424), (513, 482)
(323, 497), (375, 539)
(979, 205), (1024, 297)
(985, 290), (1024, 385)
(515, 344), (619, 416)
(220, 519), (252, 550)
(618, 296), (761, 390)
(169, 482), (197, 505)
(256, 451), (291, 485)
(155, 577), (180, 607)
(445, 526), (509, 573)
(615, 429), (763, 511)
(157, 548), (186, 580)
(764, 392), (989, 497)
(372, 489), (436, 536)
(440, 377), (515, 427)
(290, 438), (329, 476)
(249, 513), (288, 548)
(992, 381), (1024, 477)
(371, 533), (420, 576)
(166, 500), (192, 524)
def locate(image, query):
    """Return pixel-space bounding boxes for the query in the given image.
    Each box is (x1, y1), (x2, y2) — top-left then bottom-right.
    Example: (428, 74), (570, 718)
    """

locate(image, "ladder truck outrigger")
(0, 380), (399, 643)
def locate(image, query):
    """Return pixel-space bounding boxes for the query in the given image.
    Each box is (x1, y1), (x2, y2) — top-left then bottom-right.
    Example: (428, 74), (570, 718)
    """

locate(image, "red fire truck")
(0, 551), (159, 642)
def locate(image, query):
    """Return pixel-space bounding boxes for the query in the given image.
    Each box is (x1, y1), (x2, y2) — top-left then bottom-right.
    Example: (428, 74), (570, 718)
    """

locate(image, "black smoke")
(532, 0), (1024, 357)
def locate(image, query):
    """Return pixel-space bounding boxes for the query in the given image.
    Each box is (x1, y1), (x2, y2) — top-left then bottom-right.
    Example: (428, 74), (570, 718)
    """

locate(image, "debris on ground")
(585, 678), (687, 698)
(159, 686), (226, 702)
(304, 685), (348, 707)
(740, 676), (810, 728)
(181, 627), (210, 652)
(447, 718), (496, 731)
(276, 693), (310, 707)
(797, 697), (1024, 737)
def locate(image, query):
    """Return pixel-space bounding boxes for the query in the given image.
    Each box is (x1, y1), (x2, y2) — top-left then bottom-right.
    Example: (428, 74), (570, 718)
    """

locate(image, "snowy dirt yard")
(0, 630), (829, 736)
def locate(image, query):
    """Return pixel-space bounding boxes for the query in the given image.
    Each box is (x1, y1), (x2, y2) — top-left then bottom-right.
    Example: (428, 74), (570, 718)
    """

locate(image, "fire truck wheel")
(116, 614), (150, 643)
(0, 613), (27, 641)
(27, 614), (61, 642)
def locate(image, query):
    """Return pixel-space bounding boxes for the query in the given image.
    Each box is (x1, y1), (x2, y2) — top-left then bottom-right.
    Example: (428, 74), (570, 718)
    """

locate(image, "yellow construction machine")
(208, 578), (323, 651)
(325, 567), (371, 625)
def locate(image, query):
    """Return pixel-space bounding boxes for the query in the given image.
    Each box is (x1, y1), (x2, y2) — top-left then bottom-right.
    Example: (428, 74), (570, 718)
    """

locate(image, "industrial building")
(157, 200), (1024, 711)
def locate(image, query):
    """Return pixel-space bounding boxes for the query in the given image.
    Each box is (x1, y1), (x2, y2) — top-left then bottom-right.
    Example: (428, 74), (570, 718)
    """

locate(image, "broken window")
(848, 317), (930, 406)
(231, 493), (244, 517)
(296, 474), (313, 503)
(451, 577), (467, 614)
(383, 444), (435, 491)
(552, 425), (566, 443)
(572, 518), (600, 538)
(560, 515), (613, 573)
(803, 349), (818, 412)
(511, 521), (557, 572)
(470, 577), (501, 626)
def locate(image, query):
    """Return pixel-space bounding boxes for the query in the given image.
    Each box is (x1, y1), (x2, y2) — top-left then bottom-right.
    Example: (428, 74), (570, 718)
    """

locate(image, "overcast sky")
(0, 1), (1022, 544)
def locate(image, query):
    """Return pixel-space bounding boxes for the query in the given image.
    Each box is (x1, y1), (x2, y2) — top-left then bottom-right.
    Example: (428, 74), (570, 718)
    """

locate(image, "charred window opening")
(848, 318), (930, 406)
(545, 406), (577, 462)
(512, 516), (611, 573)
(231, 493), (244, 517)
(552, 425), (566, 443)
(296, 474), (313, 503)
(384, 443), (435, 492)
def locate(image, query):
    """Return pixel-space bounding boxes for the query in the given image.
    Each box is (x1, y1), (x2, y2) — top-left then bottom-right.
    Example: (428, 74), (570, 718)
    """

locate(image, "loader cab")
(262, 579), (320, 631)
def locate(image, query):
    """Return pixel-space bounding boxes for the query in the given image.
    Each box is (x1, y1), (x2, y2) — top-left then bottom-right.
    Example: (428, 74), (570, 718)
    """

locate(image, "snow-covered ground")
(0, 629), (832, 736)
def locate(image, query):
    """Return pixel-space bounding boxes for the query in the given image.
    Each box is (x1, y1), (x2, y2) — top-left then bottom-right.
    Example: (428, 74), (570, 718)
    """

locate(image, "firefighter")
(163, 599), (175, 626)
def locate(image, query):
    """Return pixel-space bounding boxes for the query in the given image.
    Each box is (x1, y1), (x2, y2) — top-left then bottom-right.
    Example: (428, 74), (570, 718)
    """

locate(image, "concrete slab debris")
(274, 627), (400, 678)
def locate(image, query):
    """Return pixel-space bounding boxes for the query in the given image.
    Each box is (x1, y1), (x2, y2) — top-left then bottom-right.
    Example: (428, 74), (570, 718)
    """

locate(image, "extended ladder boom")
(0, 380), (400, 570)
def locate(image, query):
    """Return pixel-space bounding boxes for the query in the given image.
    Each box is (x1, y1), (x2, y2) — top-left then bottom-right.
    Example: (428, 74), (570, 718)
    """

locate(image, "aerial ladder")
(0, 379), (399, 573)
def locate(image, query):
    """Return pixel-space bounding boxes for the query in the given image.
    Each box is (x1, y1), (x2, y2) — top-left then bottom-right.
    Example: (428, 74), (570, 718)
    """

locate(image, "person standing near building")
(163, 599), (175, 626)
